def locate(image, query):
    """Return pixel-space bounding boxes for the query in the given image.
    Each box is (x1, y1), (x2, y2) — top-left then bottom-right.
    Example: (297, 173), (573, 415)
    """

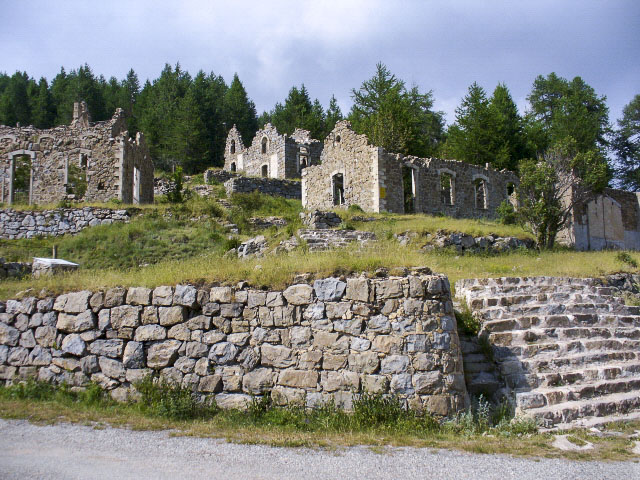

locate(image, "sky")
(1, 0), (638, 126)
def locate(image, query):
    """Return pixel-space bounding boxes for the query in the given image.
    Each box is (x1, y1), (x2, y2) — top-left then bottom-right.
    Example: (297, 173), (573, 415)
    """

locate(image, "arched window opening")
(230, 140), (236, 154)
(474, 178), (488, 209)
(332, 173), (344, 206)
(230, 162), (236, 172)
(300, 156), (308, 169)
(261, 137), (268, 154)
(506, 182), (515, 196)
(12, 154), (31, 204)
(335, 135), (341, 144)
(440, 173), (454, 205)
(402, 166), (416, 214)
(261, 165), (268, 177)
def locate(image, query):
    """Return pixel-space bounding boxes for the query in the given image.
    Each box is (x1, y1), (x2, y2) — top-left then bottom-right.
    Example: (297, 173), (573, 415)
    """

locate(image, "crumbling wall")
(302, 121), (379, 211)
(0, 272), (468, 415)
(303, 121), (518, 218)
(561, 187), (640, 250)
(224, 177), (301, 199)
(0, 104), (154, 205)
(224, 125), (322, 180)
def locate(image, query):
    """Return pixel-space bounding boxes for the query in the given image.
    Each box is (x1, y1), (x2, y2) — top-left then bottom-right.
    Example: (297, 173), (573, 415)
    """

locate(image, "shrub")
(455, 307), (481, 336)
(135, 375), (218, 420)
(616, 251), (638, 269)
(497, 200), (517, 225)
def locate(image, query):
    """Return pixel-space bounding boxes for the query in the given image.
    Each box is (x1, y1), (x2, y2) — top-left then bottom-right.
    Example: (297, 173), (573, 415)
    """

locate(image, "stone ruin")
(302, 121), (518, 218)
(0, 102), (154, 205)
(224, 123), (322, 179)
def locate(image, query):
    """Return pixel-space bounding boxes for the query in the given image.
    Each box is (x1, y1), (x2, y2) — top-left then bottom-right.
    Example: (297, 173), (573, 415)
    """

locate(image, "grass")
(0, 380), (638, 461)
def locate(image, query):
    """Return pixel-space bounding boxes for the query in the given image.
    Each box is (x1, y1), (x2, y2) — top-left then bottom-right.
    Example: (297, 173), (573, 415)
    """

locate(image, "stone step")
(523, 362), (640, 389)
(501, 338), (640, 361)
(519, 350), (640, 374)
(516, 377), (640, 410)
(479, 303), (634, 320)
(469, 292), (623, 310)
(481, 314), (640, 333)
(523, 390), (640, 427)
(489, 326), (640, 347)
(543, 409), (640, 431)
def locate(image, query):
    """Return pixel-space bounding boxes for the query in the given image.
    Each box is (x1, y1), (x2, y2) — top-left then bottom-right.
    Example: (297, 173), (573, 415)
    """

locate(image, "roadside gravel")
(1, 419), (638, 480)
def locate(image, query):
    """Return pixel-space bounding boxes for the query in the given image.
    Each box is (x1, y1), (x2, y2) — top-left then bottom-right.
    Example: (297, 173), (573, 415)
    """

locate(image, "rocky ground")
(1, 419), (638, 480)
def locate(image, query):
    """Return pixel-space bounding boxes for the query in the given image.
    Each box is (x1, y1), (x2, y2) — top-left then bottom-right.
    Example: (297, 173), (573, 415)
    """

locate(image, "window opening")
(261, 165), (268, 177)
(402, 166), (416, 214)
(474, 178), (487, 209)
(261, 137), (268, 154)
(230, 140), (236, 154)
(506, 182), (515, 196)
(66, 158), (87, 199)
(332, 173), (344, 206)
(12, 154), (31, 204)
(230, 162), (236, 172)
(440, 173), (454, 205)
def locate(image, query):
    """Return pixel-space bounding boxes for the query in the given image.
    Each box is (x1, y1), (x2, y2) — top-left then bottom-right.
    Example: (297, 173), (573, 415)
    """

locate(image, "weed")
(135, 376), (219, 420)
(455, 307), (481, 336)
(616, 251), (638, 269)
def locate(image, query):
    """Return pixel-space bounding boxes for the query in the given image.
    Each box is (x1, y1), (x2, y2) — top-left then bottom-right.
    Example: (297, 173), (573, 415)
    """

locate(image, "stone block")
(0, 323), (20, 346)
(390, 374), (414, 395)
(152, 286), (173, 306)
(141, 306), (158, 325)
(84, 338), (120, 357)
(110, 305), (141, 329)
(198, 374), (223, 393)
(303, 302), (325, 320)
(283, 284), (314, 305)
(278, 369), (318, 388)
(104, 287), (126, 308)
(346, 278), (369, 302)
(247, 291), (267, 308)
(380, 355), (410, 374)
(313, 278), (347, 302)
(168, 324), (190, 341)
(260, 344), (295, 368)
(323, 353), (347, 370)
(361, 374), (388, 393)
(63, 291), (92, 313)
(158, 306), (186, 326)
(214, 393), (250, 410)
(376, 279), (404, 300)
(242, 368), (275, 394)
(413, 371), (441, 394)
(56, 311), (96, 333)
(348, 352), (379, 373)
(202, 331), (226, 345)
(371, 335), (403, 354)
(174, 285), (197, 307)
(210, 287), (233, 303)
(123, 341), (144, 368)
(126, 287), (152, 306)
(134, 325), (167, 342)
(350, 337), (371, 351)
(99, 357), (126, 381)
(185, 342), (209, 359)
(208, 342), (238, 365)
(146, 340), (181, 368)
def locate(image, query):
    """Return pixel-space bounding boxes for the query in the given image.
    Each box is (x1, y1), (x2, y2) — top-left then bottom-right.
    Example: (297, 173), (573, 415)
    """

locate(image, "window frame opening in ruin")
(335, 135), (341, 144)
(440, 172), (455, 206)
(65, 156), (88, 199)
(299, 155), (308, 170)
(230, 162), (236, 172)
(402, 165), (417, 214)
(230, 140), (236, 154)
(11, 154), (32, 205)
(474, 177), (488, 210)
(332, 173), (345, 206)
(506, 182), (515, 197)
(133, 166), (141, 204)
(261, 136), (268, 154)
(261, 164), (268, 178)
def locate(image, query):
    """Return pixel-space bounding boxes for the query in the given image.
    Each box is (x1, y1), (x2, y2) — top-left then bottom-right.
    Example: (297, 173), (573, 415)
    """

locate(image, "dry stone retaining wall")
(0, 272), (468, 415)
(0, 207), (132, 239)
(224, 176), (301, 200)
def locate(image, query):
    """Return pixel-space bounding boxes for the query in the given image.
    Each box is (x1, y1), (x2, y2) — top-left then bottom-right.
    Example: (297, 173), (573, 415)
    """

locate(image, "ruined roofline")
(324, 120), (519, 177)
(226, 125), (246, 151)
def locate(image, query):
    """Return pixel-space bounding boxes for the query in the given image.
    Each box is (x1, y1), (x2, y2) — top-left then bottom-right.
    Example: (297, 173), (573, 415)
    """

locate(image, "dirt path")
(1, 419), (638, 480)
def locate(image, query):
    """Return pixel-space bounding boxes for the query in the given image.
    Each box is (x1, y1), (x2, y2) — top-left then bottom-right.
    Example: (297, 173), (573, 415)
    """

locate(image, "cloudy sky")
(1, 0), (638, 125)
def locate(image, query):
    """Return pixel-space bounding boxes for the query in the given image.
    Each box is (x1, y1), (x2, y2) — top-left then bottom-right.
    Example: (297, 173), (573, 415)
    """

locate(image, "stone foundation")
(224, 177), (301, 200)
(0, 272), (468, 415)
(0, 207), (132, 239)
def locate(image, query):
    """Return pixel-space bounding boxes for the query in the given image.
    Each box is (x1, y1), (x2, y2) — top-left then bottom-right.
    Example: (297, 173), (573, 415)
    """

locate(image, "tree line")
(0, 62), (638, 189)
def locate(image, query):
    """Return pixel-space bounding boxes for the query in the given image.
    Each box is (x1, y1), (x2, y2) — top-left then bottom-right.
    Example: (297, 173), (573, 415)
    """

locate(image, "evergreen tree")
(526, 72), (610, 155)
(444, 82), (497, 166)
(613, 94), (640, 190)
(325, 95), (343, 135)
(30, 77), (56, 128)
(349, 63), (444, 156)
(269, 84), (326, 138)
(488, 83), (527, 170)
(122, 69), (140, 133)
(50, 67), (73, 125)
(0, 72), (33, 126)
(223, 73), (258, 144)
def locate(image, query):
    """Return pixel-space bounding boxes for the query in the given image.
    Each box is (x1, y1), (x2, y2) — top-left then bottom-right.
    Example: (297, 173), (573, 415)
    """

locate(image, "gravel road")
(1, 419), (638, 480)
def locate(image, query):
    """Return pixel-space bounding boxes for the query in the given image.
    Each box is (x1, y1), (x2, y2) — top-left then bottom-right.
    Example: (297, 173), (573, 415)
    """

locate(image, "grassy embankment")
(2, 190), (640, 299)
(1, 379), (638, 461)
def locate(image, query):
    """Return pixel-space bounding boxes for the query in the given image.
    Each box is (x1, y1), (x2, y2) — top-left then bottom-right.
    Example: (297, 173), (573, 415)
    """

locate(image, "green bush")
(455, 307), (482, 336)
(135, 375), (218, 420)
(497, 200), (517, 225)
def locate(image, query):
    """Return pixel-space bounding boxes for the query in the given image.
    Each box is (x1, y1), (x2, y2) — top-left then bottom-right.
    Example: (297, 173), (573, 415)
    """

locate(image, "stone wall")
(224, 124), (321, 180)
(0, 272), (468, 415)
(302, 121), (518, 219)
(0, 207), (132, 239)
(0, 103), (153, 206)
(224, 177), (302, 200)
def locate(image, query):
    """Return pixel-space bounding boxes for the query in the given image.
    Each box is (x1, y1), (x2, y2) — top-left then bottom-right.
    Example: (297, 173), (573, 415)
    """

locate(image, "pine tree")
(0, 72), (33, 126)
(444, 82), (497, 166)
(488, 83), (527, 170)
(325, 95), (343, 135)
(223, 73), (258, 144)
(613, 94), (640, 190)
(30, 77), (56, 128)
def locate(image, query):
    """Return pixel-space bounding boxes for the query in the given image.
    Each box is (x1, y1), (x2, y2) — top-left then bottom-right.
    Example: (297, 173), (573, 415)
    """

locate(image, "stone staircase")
(456, 276), (640, 430)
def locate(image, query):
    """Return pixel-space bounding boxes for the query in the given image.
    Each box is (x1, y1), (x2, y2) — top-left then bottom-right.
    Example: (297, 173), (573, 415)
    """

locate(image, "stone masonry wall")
(0, 207), (132, 239)
(0, 105), (153, 205)
(224, 177), (302, 200)
(0, 273), (468, 415)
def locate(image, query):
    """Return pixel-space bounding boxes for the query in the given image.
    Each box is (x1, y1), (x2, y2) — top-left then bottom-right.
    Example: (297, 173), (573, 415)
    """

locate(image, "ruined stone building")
(224, 123), (322, 179)
(302, 121), (518, 217)
(0, 102), (154, 205)
(559, 187), (640, 250)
